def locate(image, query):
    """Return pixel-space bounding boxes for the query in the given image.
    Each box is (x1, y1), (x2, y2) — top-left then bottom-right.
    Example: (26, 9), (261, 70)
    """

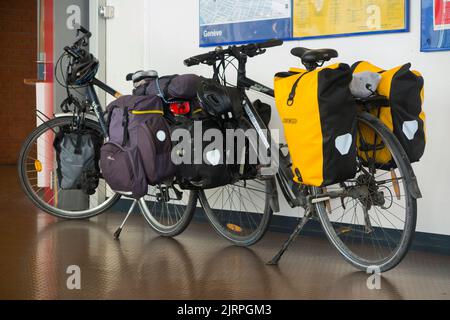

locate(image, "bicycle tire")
(139, 189), (198, 237)
(315, 111), (417, 272)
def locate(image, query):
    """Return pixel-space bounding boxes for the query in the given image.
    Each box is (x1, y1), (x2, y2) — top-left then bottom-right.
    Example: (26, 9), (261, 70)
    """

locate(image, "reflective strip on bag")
(130, 110), (164, 115)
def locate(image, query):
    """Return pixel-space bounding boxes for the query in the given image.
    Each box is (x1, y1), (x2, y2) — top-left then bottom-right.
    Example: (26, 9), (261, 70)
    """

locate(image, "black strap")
(156, 75), (178, 102)
(295, 168), (303, 183)
(74, 130), (83, 155)
(350, 61), (362, 73)
(122, 107), (129, 146)
(106, 106), (116, 131)
(287, 72), (309, 106)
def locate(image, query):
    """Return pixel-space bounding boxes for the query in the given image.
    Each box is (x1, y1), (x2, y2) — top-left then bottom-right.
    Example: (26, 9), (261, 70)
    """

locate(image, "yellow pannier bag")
(352, 61), (426, 167)
(274, 63), (358, 187)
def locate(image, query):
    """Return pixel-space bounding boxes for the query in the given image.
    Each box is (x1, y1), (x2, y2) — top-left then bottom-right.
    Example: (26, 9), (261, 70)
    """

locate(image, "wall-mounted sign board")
(199, 0), (410, 46)
(292, 0), (410, 40)
(421, 0), (450, 52)
(199, 0), (292, 47)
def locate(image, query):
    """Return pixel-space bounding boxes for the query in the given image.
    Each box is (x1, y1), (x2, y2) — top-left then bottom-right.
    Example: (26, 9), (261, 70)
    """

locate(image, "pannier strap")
(156, 76), (177, 103)
(295, 168), (302, 183)
(74, 131), (83, 155)
(122, 107), (129, 147)
(287, 72), (309, 106)
(106, 106), (116, 131)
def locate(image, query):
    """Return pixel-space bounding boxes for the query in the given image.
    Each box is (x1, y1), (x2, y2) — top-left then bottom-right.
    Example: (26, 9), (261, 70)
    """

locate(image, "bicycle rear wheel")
(314, 112), (417, 272)
(18, 116), (120, 219)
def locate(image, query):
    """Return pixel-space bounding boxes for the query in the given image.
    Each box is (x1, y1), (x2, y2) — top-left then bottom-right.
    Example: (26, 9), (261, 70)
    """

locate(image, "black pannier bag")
(171, 118), (238, 190)
(54, 127), (103, 195)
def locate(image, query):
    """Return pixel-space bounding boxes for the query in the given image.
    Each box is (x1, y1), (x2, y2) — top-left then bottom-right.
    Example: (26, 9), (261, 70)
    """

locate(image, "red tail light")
(170, 102), (191, 115)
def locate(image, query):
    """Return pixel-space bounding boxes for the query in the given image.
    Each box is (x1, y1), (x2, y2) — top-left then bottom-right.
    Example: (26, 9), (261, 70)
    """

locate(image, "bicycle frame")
(84, 78), (122, 138)
(235, 73), (303, 209)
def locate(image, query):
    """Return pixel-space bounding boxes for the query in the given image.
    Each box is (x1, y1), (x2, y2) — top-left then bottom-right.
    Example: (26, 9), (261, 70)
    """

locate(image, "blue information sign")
(199, 0), (292, 47)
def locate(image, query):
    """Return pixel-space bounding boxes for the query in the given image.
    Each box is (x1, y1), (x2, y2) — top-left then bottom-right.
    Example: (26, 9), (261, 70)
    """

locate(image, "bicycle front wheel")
(314, 111), (417, 272)
(138, 185), (198, 237)
(198, 178), (274, 246)
(18, 116), (121, 219)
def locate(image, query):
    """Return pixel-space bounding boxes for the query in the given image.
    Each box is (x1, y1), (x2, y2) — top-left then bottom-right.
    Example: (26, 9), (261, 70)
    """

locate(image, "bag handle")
(287, 72), (309, 106)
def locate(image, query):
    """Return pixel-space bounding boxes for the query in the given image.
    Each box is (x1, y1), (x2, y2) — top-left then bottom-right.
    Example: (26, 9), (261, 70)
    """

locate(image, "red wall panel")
(0, 0), (37, 164)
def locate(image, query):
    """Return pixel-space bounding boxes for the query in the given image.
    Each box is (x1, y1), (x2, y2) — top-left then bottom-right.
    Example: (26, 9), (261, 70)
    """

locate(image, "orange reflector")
(391, 169), (401, 200)
(337, 227), (352, 236)
(34, 160), (43, 172)
(227, 223), (242, 233)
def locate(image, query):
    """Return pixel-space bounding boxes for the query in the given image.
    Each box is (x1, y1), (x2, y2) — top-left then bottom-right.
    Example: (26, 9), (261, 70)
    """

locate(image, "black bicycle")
(17, 27), (198, 237)
(183, 40), (421, 272)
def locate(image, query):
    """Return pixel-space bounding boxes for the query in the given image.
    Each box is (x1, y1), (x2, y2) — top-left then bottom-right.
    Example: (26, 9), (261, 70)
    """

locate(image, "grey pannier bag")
(53, 128), (103, 195)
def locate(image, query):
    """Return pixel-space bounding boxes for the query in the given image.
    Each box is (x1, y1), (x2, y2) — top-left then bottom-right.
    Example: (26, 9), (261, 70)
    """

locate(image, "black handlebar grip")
(258, 39), (283, 49)
(79, 26), (88, 33)
(77, 25), (92, 39)
(126, 73), (134, 81)
(184, 58), (199, 67)
(185, 51), (218, 67)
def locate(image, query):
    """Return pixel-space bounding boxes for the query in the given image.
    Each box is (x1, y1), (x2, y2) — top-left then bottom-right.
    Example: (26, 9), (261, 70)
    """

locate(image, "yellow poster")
(293, 0), (408, 38)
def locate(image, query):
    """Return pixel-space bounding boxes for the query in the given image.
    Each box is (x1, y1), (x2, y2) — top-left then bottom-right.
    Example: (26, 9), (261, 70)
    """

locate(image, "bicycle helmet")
(197, 79), (240, 119)
(68, 54), (99, 86)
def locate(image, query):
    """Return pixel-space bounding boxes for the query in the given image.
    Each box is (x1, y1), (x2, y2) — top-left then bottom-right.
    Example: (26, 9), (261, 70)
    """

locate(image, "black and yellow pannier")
(352, 61), (426, 167)
(274, 63), (357, 187)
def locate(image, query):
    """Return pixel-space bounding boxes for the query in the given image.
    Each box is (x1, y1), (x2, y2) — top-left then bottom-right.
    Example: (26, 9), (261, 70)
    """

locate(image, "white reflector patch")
(335, 134), (353, 155)
(402, 120), (418, 140)
(205, 149), (221, 166)
(156, 130), (166, 142)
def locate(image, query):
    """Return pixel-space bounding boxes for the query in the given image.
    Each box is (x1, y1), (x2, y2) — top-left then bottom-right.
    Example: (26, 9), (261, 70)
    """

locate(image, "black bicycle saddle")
(291, 47), (338, 64)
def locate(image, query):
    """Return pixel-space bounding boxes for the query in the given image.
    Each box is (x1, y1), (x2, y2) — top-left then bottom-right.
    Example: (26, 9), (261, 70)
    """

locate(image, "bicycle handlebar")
(258, 39), (283, 49)
(63, 26), (92, 59)
(184, 39), (283, 67)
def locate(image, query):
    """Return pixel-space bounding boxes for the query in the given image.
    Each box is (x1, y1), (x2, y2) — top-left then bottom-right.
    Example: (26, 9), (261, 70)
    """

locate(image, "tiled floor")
(0, 166), (449, 299)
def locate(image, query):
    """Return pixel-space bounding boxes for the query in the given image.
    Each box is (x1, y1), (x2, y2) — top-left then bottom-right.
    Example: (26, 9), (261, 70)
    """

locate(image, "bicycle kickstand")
(114, 199), (139, 240)
(266, 206), (313, 265)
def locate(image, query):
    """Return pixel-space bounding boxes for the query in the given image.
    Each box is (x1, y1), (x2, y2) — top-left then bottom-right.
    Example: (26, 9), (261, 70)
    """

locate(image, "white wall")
(107, 0), (450, 236)
(105, 0), (151, 100)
